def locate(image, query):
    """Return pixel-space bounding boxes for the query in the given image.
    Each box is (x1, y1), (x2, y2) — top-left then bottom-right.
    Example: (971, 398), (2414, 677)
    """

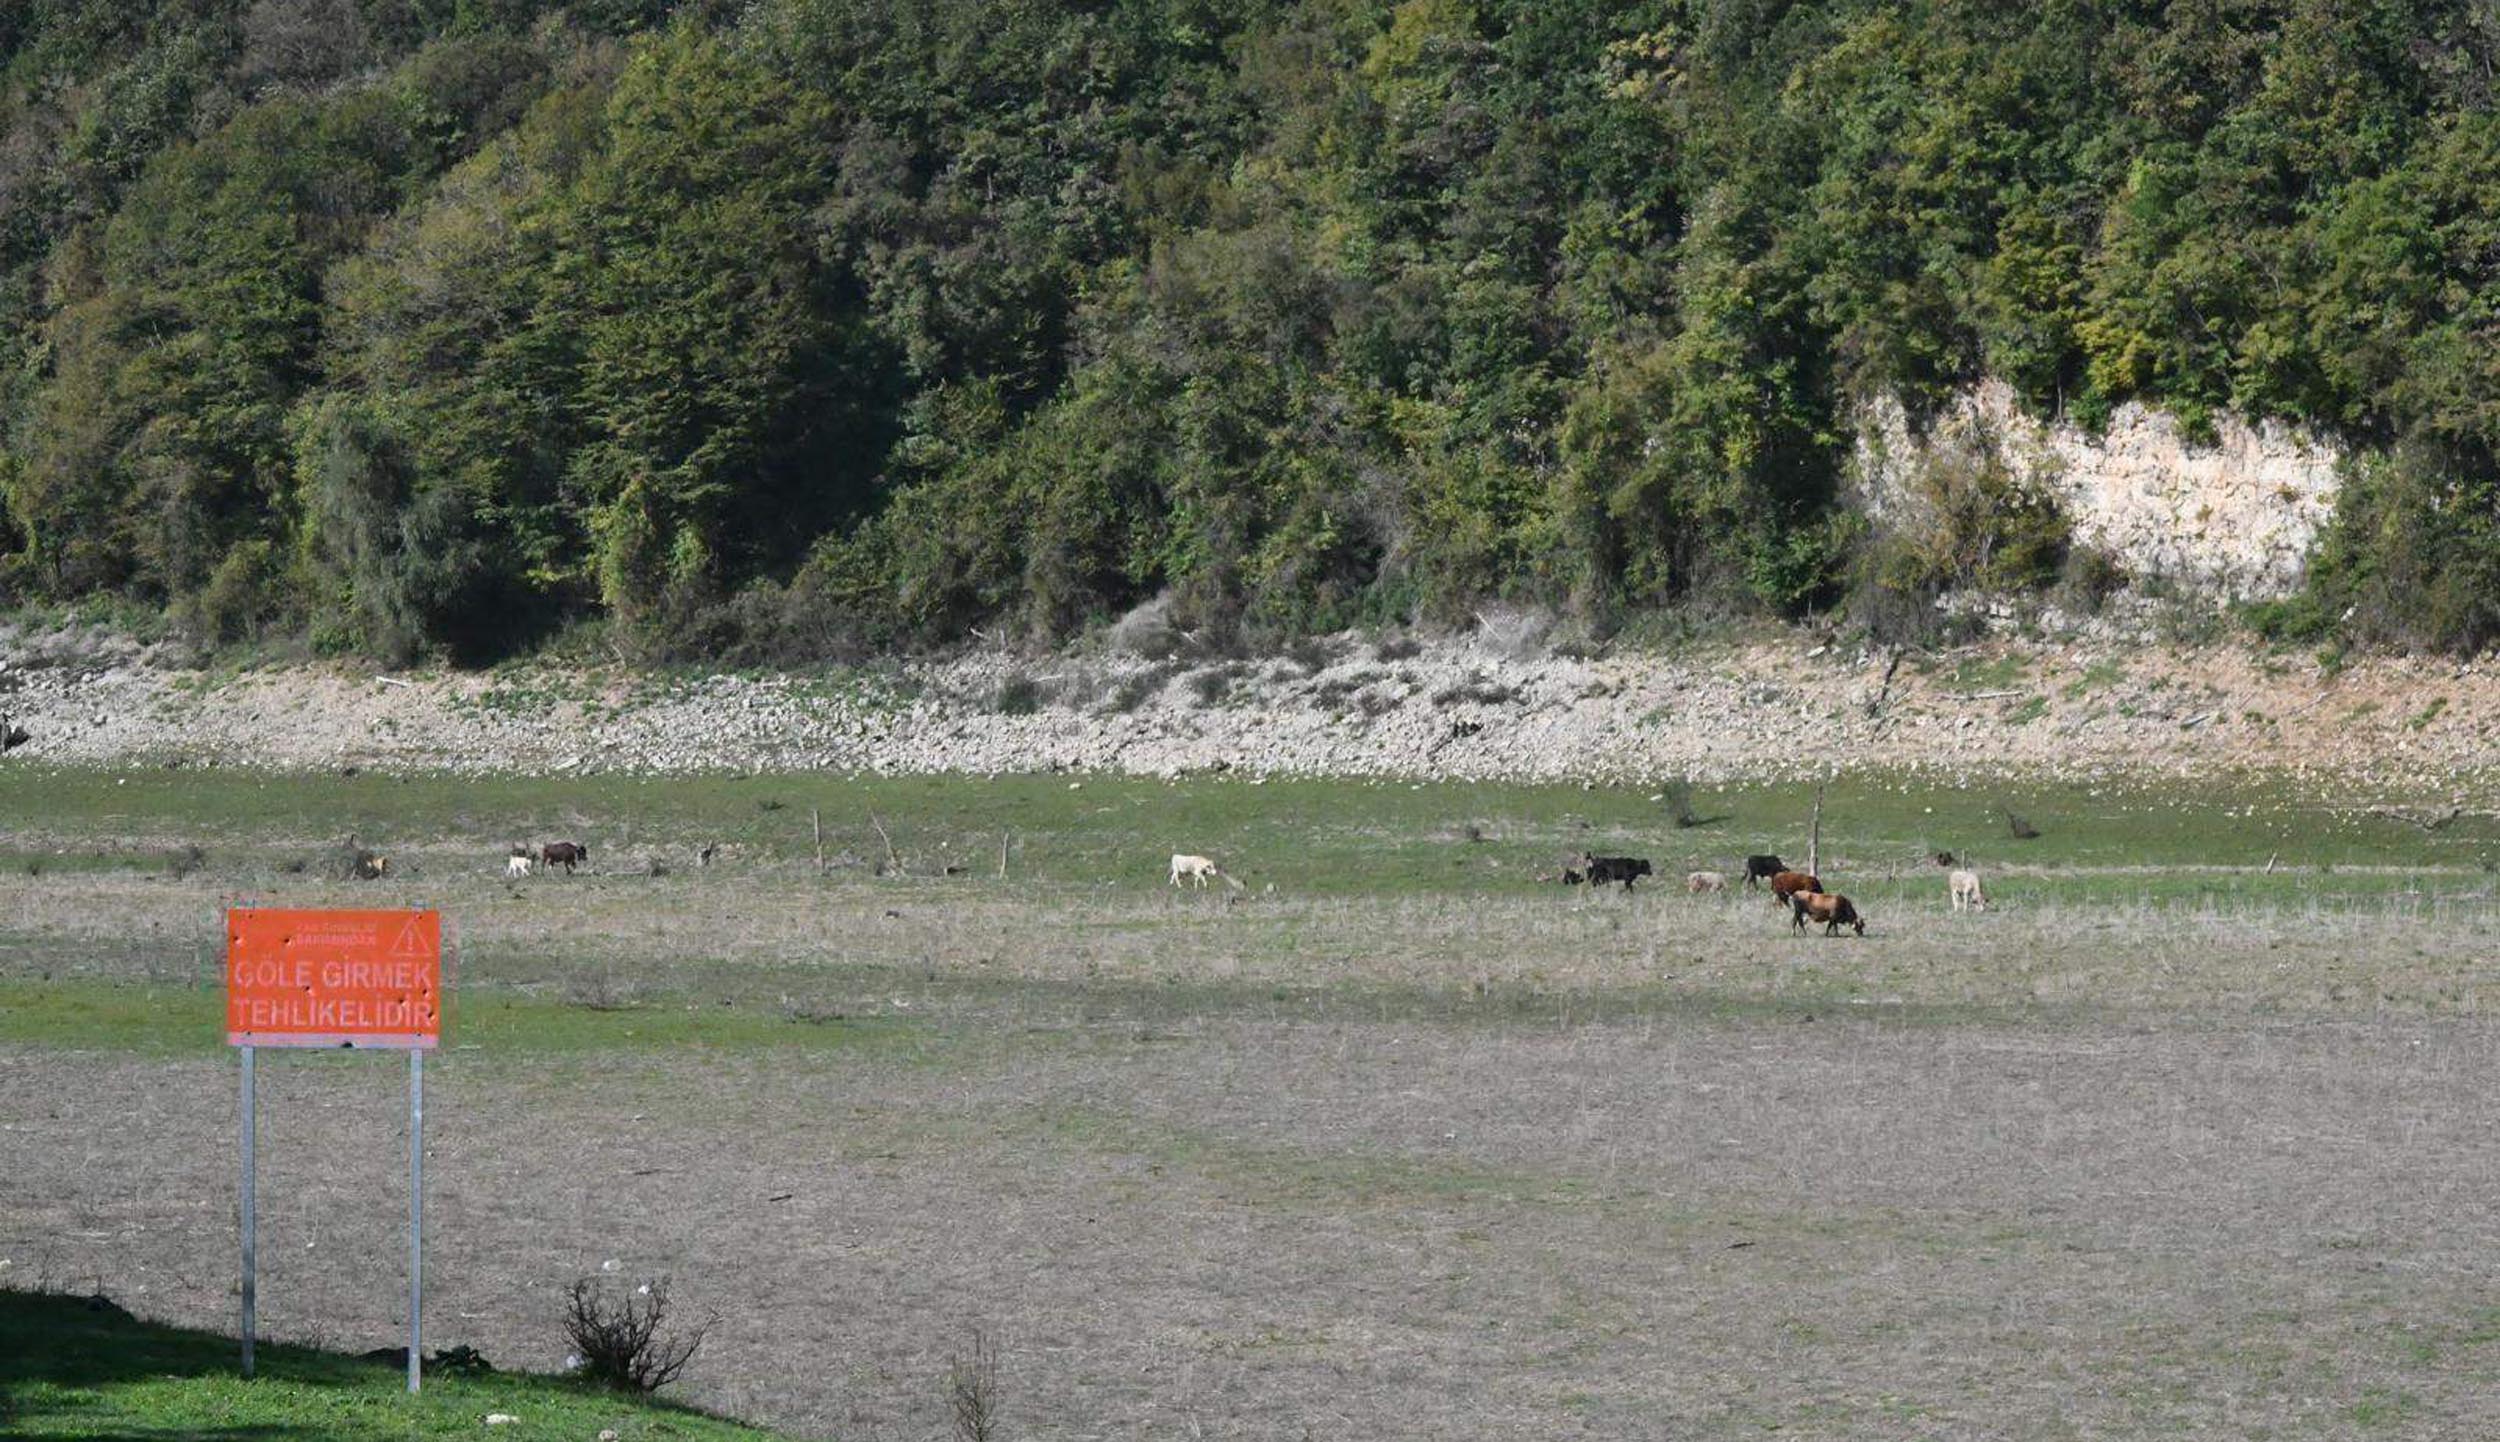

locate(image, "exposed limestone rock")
(1856, 380), (2341, 600)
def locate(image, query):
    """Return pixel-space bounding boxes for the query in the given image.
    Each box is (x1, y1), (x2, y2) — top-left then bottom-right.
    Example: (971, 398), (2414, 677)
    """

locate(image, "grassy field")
(5, 765), (2500, 1438)
(0, 1287), (784, 1440)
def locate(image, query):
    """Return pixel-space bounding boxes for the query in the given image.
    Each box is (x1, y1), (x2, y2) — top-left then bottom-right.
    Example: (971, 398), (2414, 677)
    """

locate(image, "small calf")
(504, 853), (532, 880)
(1791, 891), (1865, 937)
(1686, 870), (1728, 894)
(1170, 853), (1221, 888)
(1949, 868), (1989, 911)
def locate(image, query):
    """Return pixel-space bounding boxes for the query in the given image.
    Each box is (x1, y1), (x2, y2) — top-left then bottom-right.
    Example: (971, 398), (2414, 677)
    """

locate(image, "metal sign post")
(408, 1049), (423, 1394)
(240, 1043), (256, 1378)
(226, 907), (442, 1391)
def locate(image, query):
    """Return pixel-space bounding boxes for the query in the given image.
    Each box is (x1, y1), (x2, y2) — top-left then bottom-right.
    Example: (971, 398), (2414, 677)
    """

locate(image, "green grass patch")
(2, 765), (2494, 899)
(1941, 654), (2029, 692)
(0, 1287), (782, 1440)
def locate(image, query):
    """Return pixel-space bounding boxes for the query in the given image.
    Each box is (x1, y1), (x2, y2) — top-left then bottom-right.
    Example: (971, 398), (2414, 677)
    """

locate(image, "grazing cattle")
(539, 841), (588, 874)
(355, 854), (389, 881)
(1743, 854), (1786, 888)
(1768, 870), (1822, 905)
(1791, 891), (1865, 936)
(1687, 870), (1728, 894)
(504, 852), (531, 879)
(1584, 856), (1653, 890)
(1949, 868), (1989, 911)
(1170, 853), (1220, 887)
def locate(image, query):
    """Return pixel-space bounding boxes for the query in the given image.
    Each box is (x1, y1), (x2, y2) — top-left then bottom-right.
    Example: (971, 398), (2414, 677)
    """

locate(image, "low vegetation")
(0, 1288), (780, 1441)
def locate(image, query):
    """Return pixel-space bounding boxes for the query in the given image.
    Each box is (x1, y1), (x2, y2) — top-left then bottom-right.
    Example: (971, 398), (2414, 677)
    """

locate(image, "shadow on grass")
(1, 1286), (772, 1442)
(1, 1289), (354, 1438)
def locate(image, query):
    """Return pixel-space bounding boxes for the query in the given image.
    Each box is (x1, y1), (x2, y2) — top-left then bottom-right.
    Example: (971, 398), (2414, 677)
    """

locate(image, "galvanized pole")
(408, 1048), (423, 1393)
(239, 1044), (256, 1378)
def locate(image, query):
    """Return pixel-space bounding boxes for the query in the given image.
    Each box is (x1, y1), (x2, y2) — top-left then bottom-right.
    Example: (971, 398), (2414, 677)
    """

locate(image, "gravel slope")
(0, 624), (2492, 793)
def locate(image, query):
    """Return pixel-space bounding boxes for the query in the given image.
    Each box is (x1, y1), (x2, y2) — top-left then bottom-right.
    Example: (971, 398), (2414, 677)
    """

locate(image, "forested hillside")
(5, 0), (2500, 663)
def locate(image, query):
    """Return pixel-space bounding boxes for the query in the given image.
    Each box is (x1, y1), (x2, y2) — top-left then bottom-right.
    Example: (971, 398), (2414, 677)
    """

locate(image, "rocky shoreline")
(1, 622), (2493, 800)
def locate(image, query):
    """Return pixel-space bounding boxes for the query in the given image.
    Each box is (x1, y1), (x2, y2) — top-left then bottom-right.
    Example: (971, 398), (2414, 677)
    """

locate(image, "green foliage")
(9, 0), (2500, 657)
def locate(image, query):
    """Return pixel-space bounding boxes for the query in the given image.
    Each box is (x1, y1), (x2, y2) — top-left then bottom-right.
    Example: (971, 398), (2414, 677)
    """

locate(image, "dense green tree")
(9, 0), (2500, 655)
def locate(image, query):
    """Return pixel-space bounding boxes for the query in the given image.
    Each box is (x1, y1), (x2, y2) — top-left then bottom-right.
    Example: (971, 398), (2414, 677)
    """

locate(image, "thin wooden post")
(1806, 782), (1825, 878)
(997, 831), (1010, 881)
(811, 808), (826, 875)
(868, 809), (899, 874)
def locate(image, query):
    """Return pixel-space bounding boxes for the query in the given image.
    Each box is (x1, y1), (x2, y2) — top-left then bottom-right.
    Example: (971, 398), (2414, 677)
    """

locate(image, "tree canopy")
(6, 0), (2500, 658)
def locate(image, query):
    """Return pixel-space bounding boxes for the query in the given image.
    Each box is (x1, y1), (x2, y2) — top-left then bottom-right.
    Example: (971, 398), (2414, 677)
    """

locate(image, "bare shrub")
(1373, 634), (1424, 661)
(1186, 665), (1239, 706)
(563, 1277), (710, 1394)
(1432, 673), (1522, 707)
(1100, 663), (1176, 714)
(1473, 604), (1555, 659)
(945, 1328), (1005, 1442)
(1283, 636), (1336, 674)
(1662, 779), (1701, 829)
(994, 673), (1044, 715)
(165, 844), (206, 878)
(1106, 594), (1185, 658)
(2004, 808), (2043, 840)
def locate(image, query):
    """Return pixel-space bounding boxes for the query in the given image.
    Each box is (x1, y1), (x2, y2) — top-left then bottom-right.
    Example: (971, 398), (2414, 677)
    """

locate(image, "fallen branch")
(867, 808), (900, 873)
(1864, 649), (1905, 720)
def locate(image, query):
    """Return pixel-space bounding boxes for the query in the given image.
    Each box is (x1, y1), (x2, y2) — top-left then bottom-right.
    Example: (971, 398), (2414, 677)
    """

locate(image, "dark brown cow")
(539, 840), (589, 874)
(1743, 854), (1786, 888)
(1767, 870), (1822, 906)
(1790, 891), (1865, 936)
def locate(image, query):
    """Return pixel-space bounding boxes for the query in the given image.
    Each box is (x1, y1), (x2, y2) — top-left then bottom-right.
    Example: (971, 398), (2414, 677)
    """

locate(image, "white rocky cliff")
(1855, 380), (2342, 600)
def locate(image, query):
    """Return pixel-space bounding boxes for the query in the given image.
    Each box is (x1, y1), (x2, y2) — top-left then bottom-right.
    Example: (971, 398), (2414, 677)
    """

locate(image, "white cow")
(1169, 853), (1220, 888)
(1949, 868), (1989, 911)
(1686, 870), (1727, 894)
(505, 850), (532, 879)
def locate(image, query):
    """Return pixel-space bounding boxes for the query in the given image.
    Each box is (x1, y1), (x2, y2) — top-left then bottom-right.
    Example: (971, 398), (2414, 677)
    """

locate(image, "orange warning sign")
(226, 908), (441, 1049)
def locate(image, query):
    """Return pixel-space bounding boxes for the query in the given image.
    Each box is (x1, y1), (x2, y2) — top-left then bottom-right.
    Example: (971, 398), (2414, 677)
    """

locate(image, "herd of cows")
(481, 834), (1981, 940)
(1547, 849), (1994, 937)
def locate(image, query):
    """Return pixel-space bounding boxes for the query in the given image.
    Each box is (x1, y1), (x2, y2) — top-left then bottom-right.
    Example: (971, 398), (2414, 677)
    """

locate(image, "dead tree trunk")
(1806, 783), (1826, 878)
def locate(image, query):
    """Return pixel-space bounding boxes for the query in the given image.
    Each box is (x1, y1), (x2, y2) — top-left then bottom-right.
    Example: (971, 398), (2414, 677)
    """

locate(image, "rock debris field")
(1, 622), (2495, 794)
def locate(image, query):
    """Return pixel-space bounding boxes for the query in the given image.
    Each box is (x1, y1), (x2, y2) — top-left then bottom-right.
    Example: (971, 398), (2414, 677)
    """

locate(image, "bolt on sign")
(226, 908), (440, 1048)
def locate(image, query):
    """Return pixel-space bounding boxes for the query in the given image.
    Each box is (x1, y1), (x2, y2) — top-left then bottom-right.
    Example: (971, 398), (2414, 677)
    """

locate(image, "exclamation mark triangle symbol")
(391, 914), (428, 958)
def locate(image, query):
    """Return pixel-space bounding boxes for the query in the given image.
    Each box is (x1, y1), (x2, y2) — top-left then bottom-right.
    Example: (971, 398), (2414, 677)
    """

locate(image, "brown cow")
(539, 840), (589, 874)
(1768, 870), (1822, 906)
(1790, 891), (1865, 937)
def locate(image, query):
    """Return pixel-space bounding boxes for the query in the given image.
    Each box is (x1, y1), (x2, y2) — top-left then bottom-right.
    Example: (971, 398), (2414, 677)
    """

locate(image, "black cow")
(539, 840), (589, 874)
(1743, 854), (1786, 888)
(1585, 856), (1653, 890)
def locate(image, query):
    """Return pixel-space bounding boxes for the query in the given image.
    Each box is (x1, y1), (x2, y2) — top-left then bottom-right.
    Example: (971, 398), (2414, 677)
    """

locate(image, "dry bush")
(564, 1277), (710, 1394)
(1473, 604), (1556, 659)
(1106, 593), (1185, 658)
(945, 1329), (1005, 1442)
